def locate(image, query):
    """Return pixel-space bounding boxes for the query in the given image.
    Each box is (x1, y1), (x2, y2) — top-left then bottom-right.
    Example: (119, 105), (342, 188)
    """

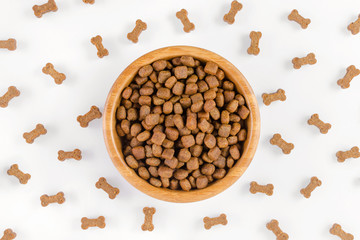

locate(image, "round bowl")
(103, 46), (260, 203)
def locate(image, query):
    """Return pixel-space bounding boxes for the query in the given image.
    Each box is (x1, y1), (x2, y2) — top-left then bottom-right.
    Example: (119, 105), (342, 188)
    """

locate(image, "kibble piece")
(221, 110), (230, 124)
(162, 101), (173, 115)
(204, 134), (217, 149)
(132, 146), (145, 160)
(139, 105), (150, 120)
(187, 74), (198, 83)
(121, 120), (130, 134)
(162, 139), (174, 149)
(145, 145), (153, 158)
(151, 131), (166, 145)
(172, 57), (181, 66)
(181, 135), (195, 148)
(191, 101), (203, 113)
(122, 87), (133, 99)
(148, 166), (159, 177)
(217, 137), (229, 148)
(213, 156), (226, 168)
(179, 127), (191, 136)
(150, 177), (162, 187)
(190, 145), (203, 157)
(238, 129), (247, 141)
(224, 90), (235, 103)
(186, 110), (197, 130)
(165, 127), (179, 141)
(201, 164), (215, 176)
(207, 175), (214, 183)
(137, 131), (151, 142)
(157, 88), (171, 100)
(198, 118), (210, 133)
(140, 86), (154, 96)
(117, 106), (127, 120)
(178, 148), (191, 162)
(188, 176), (196, 188)
(196, 175), (209, 189)
(174, 66), (188, 79)
(216, 69), (225, 80)
(158, 71), (171, 83)
(162, 148), (175, 160)
(164, 76), (177, 89)
(170, 179), (179, 190)
(197, 80), (210, 93)
(127, 108), (138, 121)
(230, 123), (241, 136)
(208, 147), (221, 161)
(180, 56), (195, 67)
(229, 145), (241, 160)
(213, 169), (226, 179)
(219, 124), (231, 138)
(174, 169), (189, 180)
(165, 157), (178, 169)
(209, 108), (220, 120)
(145, 114), (160, 126)
(173, 103), (183, 114)
(187, 157), (199, 171)
(226, 99), (239, 113)
(139, 95), (152, 106)
(180, 179), (191, 191)
(138, 167), (150, 180)
(196, 132), (205, 145)
(146, 158), (161, 166)
(164, 115), (175, 127)
(227, 136), (237, 145)
(215, 92), (225, 107)
(116, 124), (125, 136)
(139, 65), (153, 77)
(196, 66), (206, 80)
(204, 89), (217, 100)
(152, 60), (167, 71)
(172, 82), (185, 95)
(203, 100), (216, 112)
(230, 114), (240, 122)
(239, 105), (250, 119)
(125, 155), (139, 169)
(161, 177), (170, 188)
(130, 137), (141, 147)
(158, 166), (174, 178)
(204, 61), (219, 75)
(185, 83), (198, 95)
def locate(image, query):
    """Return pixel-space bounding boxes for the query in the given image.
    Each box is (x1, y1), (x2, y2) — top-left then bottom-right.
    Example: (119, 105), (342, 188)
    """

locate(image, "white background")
(1, 0), (360, 239)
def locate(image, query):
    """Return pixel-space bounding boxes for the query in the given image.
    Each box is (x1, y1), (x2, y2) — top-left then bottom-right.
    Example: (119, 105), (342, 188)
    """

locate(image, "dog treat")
(81, 216), (106, 230)
(262, 89), (286, 106)
(91, 35), (108, 58)
(330, 224), (354, 240)
(0, 86), (20, 108)
(33, 0), (58, 18)
(337, 65), (360, 89)
(95, 177), (120, 199)
(42, 63), (66, 85)
(0, 229), (16, 240)
(300, 176), (321, 198)
(223, 0), (242, 24)
(348, 15), (360, 35)
(250, 181), (273, 196)
(40, 192), (65, 207)
(292, 53), (316, 69)
(176, 9), (195, 33)
(203, 213), (227, 230)
(127, 19), (147, 43)
(83, 0), (94, 4)
(308, 114), (331, 134)
(141, 207), (156, 231)
(336, 146), (360, 162)
(23, 124), (47, 144)
(247, 31), (262, 55)
(0, 39), (16, 51)
(270, 133), (294, 154)
(288, 9), (311, 29)
(58, 149), (82, 161)
(77, 106), (102, 127)
(7, 164), (31, 184)
(266, 219), (289, 240)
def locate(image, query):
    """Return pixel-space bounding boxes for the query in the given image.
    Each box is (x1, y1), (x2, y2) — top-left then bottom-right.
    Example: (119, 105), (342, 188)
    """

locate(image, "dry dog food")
(42, 63), (66, 85)
(95, 177), (120, 199)
(203, 213), (227, 230)
(336, 146), (360, 162)
(266, 219), (289, 240)
(337, 65), (360, 89)
(83, 0), (94, 4)
(348, 15), (360, 35)
(23, 124), (47, 144)
(270, 133), (294, 154)
(249, 181), (273, 196)
(58, 149), (82, 161)
(91, 35), (108, 58)
(330, 223), (354, 240)
(7, 164), (31, 184)
(223, 0), (242, 24)
(0, 86), (20, 108)
(0, 39), (16, 51)
(262, 89), (286, 106)
(288, 9), (311, 29)
(81, 216), (106, 230)
(77, 105), (102, 127)
(292, 53), (316, 69)
(0, 229), (16, 240)
(40, 192), (65, 207)
(33, 0), (57, 18)
(116, 56), (250, 191)
(247, 31), (262, 56)
(141, 207), (156, 231)
(176, 9), (195, 33)
(300, 176), (321, 198)
(127, 19), (147, 43)
(308, 114), (331, 134)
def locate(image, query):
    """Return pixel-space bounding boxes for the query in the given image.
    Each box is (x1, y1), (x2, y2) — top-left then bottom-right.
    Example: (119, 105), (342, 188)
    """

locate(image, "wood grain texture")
(103, 46), (260, 203)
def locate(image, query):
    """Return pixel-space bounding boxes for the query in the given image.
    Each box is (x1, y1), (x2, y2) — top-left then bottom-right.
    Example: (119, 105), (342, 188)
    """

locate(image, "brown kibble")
(308, 114), (331, 134)
(208, 147), (221, 162)
(0, 38), (17, 51)
(158, 166), (174, 178)
(139, 65), (153, 78)
(95, 177), (120, 199)
(173, 102), (183, 114)
(58, 149), (82, 161)
(180, 56), (195, 67)
(288, 9), (311, 29)
(203, 214), (228, 230)
(204, 61), (219, 75)
(262, 89), (286, 106)
(300, 176), (321, 198)
(127, 19), (147, 43)
(162, 139), (174, 149)
(213, 169), (226, 179)
(190, 144), (203, 157)
(40, 192), (65, 207)
(292, 53), (317, 69)
(127, 108), (138, 121)
(329, 223), (354, 240)
(224, 90), (235, 103)
(172, 82), (185, 95)
(221, 110), (230, 124)
(250, 181), (274, 196)
(336, 146), (360, 162)
(140, 86), (154, 96)
(266, 220), (289, 240)
(138, 167), (150, 180)
(33, 0), (57, 17)
(187, 74), (198, 84)
(136, 131), (150, 142)
(203, 100), (216, 112)
(162, 148), (175, 160)
(238, 129), (247, 141)
(180, 179), (192, 191)
(204, 89), (217, 100)
(23, 124), (47, 144)
(181, 135), (195, 148)
(178, 148), (191, 162)
(149, 177), (162, 187)
(226, 100), (238, 113)
(148, 166), (159, 177)
(219, 124), (231, 138)
(185, 83), (198, 95)
(230, 113), (241, 122)
(77, 106), (102, 128)
(348, 15), (360, 35)
(0, 229), (16, 240)
(239, 105), (250, 119)
(186, 110), (197, 130)
(90, 35), (108, 58)
(157, 88), (171, 100)
(158, 71), (171, 83)
(188, 176), (196, 188)
(229, 145), (241, 160)
(176, 9), (195, 33)
(170, 179), (179, 190)
(196, 175), (209, 189)
(42, 63), (66, 85)
(337, 65), (360, 89)
(0, 86), (20, 108)
(201, 163), (215, 176)
(135, 76), (148, 85)
(217, 137), (229, 148)
(205, 76), (219, 89)
(161, 177), (170, 188)
(122, 87), (133, 100)
(196, 66), (206, 80)
(165, 127), (179, 141)
(81, 216), (105, 230)
(270, 133), (294, 154)
(204, 134), (216, 149)
(145, 114), (160, 126)
(165, 157), (178, 169)
(139, 95), (152, 105)
(174, 169), (189, 180)
(187, 157), (199, 171)
(132, 146), (145, 160)
(223, 0), (242, 24)
(7, 164), (31, 184)
(146, 158), (161, 166)
(213, 156), (226, 168)
(174, 66), (188, 80)
(153, 60), (167, 71)
(164, 76), (177, 89)
(215, 92), (225, 108)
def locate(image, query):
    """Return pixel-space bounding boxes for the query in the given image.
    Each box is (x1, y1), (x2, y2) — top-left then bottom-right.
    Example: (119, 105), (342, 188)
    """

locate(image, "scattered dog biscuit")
(247, 31), (262, 55)
(91, 35), (108, 58)
(223, 0), (242, 24)
(270, 133), (294, 154)
(250, 181), (273, 196)
(347, 15), (360, 35)
(292, 53), (317, 69)
(23, 124), (47, 144)
(33, 0), (58, 18)
(288, 9), (311, 29)
(266, 219), (289, 240)
(127, 19), (147, 43)
(337, 65), (360, 89)
(203, 213), (228, 230)
(42, 63), (66, 85)
(83, 0), (94, 4)
(0, 39), (16, 51)
(176, 9), (195, 33)
(58, 149), (82, 161)
(0, 86), (20, 108)
(81, 216), (106, 230)
(40, 192), (65, 207)
(262, 89), (286, 106)
(141, 207), (156, 231)
(300, 176), (321, 198)
(336, 146), (360, 162)
(95, 177), (120, 199)
(77, 105), (102, 127)
(308, 114), (331, 134)
(0, 229), (16, 240)
(7, 164), (31, 184)
(330, 223), (354, 240)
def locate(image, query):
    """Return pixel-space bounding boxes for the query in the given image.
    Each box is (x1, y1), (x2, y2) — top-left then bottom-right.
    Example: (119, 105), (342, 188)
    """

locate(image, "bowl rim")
(103, 45), (260, 203)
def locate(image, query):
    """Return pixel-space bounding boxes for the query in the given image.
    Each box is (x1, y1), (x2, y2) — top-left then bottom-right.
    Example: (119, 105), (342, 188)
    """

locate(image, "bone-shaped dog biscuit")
(337, 65), (360, 89)
(141, 207), (156, 231)
(270, 133), (294, 154)
(91, 35), (108, 58)
(203, 213), (228, 230)
(77, 106), (102, 128)
(262, 89), (286, 106)
(0, 39), (16, 51)
(288, 9), (311, 29)
(40, 192), (65, 207)
(223, 0), (243, 24)
(127, 19), (147, 43)
(42, 63), (66, 85)
(330, 223), (354, 240)
(33, 0), (58, 18)
(83, 0), (94, 4)
(300, 176), (321, 198)
(336, 146), (360, 163)
(176, 9), (195, 33)
(23, 124), (47, 144)
(247, 31), (262, 55)
(0, 86), (20, 108)
(348, 15), (360, 35)
(266, 219), (289, 240)
(250, 181), (273, 196)
(7, 164), (31, 184)
(95, 177), (120, 199)
(308, 114), (331, 134)
(292, 53), (317, 69)
(81, 216), (106, 230)
(1, 229), (16, 240)
(58, 149), (82, 161)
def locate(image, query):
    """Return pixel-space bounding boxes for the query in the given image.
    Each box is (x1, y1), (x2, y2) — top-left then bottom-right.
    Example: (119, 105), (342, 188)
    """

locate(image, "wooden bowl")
(103, 46), (260, 203)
